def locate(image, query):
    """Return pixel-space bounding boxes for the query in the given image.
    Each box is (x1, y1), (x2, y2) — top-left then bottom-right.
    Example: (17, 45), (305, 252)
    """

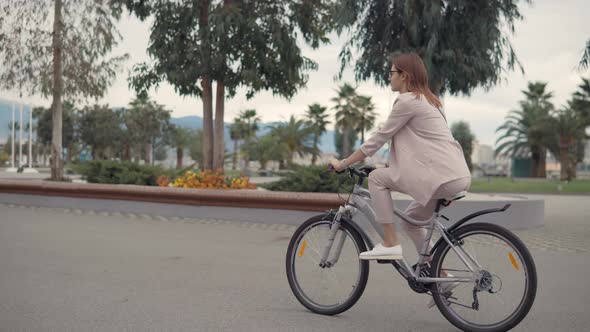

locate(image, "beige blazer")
(360, 92), (471, 206)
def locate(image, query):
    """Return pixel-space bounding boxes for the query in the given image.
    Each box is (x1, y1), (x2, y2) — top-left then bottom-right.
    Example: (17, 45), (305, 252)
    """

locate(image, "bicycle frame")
(321, 183), (481, 285)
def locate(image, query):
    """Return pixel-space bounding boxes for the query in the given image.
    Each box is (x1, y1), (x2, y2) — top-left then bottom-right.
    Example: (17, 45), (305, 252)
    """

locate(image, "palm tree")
(271, 115), (314, 167)
(241, 134), (286, 170)
(571, 78), (590, 128)
(332, 83), (360, 157)
(546, 107), (585, 180)
(229, 118), (245, 170)
(354, 95), (377, 144)
(304, 103), (330, 165)
(495, 82), (555, 178)
(168, 124), (192, 169)
(238, 109), (260, 170)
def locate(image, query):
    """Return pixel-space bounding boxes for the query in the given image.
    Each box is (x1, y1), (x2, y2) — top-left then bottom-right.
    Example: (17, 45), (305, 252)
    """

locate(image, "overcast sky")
(5, 0), (590, 147)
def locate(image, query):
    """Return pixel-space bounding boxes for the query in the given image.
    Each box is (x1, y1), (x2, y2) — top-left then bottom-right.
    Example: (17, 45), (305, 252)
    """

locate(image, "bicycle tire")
(286, 214), (370, 315)
(431, 222), (537, 332)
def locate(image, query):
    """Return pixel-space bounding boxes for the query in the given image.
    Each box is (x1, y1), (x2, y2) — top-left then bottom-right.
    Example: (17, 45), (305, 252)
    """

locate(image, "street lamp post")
(23, 104), (39, 174)
(19, 102), (23, 168)
(6, 101), (18, 172)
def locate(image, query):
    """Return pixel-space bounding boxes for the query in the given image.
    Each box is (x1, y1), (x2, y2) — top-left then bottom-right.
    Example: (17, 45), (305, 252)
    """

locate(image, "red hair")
(391, 53), (442, 109)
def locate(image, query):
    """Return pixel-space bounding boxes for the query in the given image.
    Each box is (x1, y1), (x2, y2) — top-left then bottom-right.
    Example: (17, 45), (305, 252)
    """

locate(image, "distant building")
(471, 140), (494, 166)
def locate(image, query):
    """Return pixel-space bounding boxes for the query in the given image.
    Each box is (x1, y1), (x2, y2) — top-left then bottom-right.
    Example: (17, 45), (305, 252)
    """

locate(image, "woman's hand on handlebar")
(328, 158), (346, 172)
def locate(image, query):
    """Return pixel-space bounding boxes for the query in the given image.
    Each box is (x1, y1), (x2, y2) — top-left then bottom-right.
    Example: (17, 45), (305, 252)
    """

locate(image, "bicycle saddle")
(439, 191), (467, 206)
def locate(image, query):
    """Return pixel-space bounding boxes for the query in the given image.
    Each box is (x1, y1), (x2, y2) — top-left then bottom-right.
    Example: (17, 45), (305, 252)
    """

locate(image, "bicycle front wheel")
(431, 222), (537, 332)
(286, 214), (369, 315)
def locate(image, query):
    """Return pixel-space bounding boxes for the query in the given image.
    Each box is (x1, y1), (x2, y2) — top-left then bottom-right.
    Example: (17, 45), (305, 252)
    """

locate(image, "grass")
(470, 177), (590, 194)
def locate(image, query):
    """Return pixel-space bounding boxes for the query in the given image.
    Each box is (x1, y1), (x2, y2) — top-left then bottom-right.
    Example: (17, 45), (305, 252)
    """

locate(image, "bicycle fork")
(319, 208), (347, 268)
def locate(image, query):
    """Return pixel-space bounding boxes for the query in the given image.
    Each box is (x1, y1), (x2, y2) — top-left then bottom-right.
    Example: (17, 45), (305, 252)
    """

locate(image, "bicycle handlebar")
(326, 164), (374, 187)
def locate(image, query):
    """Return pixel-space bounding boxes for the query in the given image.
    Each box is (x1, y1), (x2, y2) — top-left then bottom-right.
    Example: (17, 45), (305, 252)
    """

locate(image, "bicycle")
(285, 165), (537, 332)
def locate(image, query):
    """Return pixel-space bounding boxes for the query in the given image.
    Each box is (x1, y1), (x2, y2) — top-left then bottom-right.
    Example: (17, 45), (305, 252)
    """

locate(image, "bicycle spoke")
(292, 221), (363, 308)
(433, 227), (535, 330)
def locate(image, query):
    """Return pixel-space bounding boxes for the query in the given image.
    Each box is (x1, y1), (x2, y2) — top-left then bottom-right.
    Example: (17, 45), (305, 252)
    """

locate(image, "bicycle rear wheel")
(286, 214), (369, 315)
(431, 223), (537, 332)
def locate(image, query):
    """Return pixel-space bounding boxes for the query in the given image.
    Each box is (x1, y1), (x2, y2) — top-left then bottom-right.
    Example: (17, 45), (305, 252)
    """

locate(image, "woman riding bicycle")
(329, 52), (471, 261)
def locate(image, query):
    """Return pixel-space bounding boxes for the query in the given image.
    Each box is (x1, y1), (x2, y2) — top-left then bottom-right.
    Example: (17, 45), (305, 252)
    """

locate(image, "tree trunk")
(176, 147), (183, 169)
(145, 142), (153, 165)
(199, 1), (213, 171)
(559, 153), (568, 180)
(214, 81), (225, 172)
(50, 0), (63, 180)
(232, 139), (238, 170)
(360, 128), (365, 145)
(244, 144), (250, 171)
(124, 144), (131, 161)
(201, 78), (213, 171)
(311, 132), (318, 166)
(342, 126), (350, 157)
(531, 147), (546, 178)
(569, 159), (577, 180)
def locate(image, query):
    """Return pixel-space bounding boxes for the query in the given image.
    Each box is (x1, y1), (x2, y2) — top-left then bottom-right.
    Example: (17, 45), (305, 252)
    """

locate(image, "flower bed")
(158, 169), (256, 190)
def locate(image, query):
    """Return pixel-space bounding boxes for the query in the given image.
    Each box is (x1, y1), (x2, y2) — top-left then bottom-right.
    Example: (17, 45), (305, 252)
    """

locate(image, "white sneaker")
(359, 243), (403, 260)
(428, 274), (459, 308)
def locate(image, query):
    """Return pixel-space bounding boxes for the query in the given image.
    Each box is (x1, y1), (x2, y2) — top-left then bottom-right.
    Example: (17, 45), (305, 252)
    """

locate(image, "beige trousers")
(367, 167), (471, 259)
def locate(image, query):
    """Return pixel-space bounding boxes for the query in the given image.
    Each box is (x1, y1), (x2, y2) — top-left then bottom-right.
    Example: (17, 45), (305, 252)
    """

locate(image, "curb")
(0, 180), (342, 212)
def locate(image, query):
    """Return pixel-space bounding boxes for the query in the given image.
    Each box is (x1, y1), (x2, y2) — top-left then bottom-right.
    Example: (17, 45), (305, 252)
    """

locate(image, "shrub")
(261, 164), (357, 193)
(73, 160), (164, 186)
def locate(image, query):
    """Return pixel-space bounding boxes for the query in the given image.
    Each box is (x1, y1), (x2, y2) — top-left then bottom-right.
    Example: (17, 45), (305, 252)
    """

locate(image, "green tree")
(579, 39), (590, 70)
(168, 124), (193, 169)
(546, 107), (586, 180)
(354, 95), (377, 144)
(122, 0), (333, 171)
(332, 83), (360, 157)
(0, 0), (128, 179)
(33, 102), (76, 162)
(242, 134), (287, 171)
(496, 82), (555, 178)
(153, 145), (168, 162)
(334, 128), (358, 160)
(79, 105), (123, 160)
(450, 121), (475, 171)
(189, 129), (204, 167)
(271, 116), (314, 167)
(304, 103), (330, 165)
(570, 78), (590, 128)
(334, 0), (526, 96)
(125, 96), (171, 165)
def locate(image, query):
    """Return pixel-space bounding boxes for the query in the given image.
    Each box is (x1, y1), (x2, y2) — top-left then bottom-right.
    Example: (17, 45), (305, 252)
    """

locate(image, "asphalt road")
(1, 195), (589, 331)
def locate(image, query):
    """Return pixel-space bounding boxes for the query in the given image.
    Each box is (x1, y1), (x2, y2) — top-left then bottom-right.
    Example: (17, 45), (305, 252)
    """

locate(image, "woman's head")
(389, 53), (442, 109)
